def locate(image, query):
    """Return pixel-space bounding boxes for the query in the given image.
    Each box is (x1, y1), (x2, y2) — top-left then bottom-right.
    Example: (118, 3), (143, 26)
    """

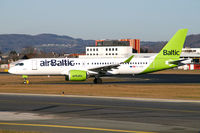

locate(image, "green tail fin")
(157, 29), (188, 59)
(141, 29), (188, 74)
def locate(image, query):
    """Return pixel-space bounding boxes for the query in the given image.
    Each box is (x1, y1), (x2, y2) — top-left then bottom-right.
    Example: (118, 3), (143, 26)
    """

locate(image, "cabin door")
(32, 60), (37, 70)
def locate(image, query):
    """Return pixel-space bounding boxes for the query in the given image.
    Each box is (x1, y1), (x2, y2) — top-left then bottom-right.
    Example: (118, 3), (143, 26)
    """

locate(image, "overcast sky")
(0, 0), (199, 41)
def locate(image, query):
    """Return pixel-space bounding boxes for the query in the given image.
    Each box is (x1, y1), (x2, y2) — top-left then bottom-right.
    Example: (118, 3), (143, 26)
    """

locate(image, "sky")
(0, 0), (199, 41)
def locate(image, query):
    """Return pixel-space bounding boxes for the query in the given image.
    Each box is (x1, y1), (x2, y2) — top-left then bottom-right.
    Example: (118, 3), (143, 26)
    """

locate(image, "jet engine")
(65, 70), (88, 81)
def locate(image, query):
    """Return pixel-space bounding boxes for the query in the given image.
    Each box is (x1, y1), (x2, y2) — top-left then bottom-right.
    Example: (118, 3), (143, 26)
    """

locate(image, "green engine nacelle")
(65, 70), (87, 81)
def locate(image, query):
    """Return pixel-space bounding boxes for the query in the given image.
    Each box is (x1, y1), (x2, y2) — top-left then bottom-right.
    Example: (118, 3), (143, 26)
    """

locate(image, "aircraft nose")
(8, 68), (14, 74)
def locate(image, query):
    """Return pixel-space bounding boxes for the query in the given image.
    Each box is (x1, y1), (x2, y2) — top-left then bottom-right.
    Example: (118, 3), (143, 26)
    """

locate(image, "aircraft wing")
(88, 55), (134, 74)
(88, 64), (120, 74)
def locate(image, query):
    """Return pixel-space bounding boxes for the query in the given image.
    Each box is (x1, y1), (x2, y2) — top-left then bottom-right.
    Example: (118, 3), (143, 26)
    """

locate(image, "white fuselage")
(8, 56), (155, 76)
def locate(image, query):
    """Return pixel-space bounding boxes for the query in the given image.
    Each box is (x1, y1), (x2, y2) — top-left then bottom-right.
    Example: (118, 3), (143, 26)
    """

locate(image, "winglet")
(123, 55), (134, 63)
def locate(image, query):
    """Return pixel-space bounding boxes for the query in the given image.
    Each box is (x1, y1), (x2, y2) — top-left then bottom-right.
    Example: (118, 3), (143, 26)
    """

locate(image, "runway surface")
(0, 94), (200, 133)
(103, 73), (200, 84)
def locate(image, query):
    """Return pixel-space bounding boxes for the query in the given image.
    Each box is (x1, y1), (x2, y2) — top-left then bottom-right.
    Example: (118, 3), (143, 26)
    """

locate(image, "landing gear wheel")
(23, 80), (29, 84)
(93, 77), (102, 84)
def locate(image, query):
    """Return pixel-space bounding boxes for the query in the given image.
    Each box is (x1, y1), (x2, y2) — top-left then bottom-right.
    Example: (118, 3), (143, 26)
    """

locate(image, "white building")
(182, 48), (200, 54)
(79, 46), (133, 58)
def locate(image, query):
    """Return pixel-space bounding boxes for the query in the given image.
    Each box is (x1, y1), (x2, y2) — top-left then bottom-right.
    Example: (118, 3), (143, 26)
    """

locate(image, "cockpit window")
(15, 63), (24, 66)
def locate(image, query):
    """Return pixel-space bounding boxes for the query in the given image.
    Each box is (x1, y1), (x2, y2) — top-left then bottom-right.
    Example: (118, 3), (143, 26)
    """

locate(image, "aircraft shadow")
(35, 74), (200, 85)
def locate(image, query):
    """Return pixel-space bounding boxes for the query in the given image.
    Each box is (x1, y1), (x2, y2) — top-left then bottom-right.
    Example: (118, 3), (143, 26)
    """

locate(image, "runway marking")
(0, 99), (200, 114)
(0, 122), (156, 133)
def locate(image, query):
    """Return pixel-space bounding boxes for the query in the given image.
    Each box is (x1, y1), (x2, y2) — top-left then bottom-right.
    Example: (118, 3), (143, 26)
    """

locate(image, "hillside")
(0, 34), (94, 53)
(140, 34), (200, 53)
(0, 33), (199, 54)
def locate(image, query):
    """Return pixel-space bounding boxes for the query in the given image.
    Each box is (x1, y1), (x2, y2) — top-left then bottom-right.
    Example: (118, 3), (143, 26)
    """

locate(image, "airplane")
(8, 29), (189, 84)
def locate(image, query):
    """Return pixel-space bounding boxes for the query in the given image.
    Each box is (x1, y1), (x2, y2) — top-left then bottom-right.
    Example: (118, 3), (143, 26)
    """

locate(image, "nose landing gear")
(22, 75), (29, 84)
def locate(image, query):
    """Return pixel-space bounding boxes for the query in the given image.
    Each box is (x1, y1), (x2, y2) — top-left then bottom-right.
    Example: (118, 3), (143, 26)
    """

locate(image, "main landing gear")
(93, 77), (102, 84)
(22, 75), (29, 84)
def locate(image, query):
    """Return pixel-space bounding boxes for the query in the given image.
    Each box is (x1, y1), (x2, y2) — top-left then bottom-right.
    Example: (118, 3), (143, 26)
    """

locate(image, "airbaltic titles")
(163, 50), (180, 55)
(40, 59), (75, 67)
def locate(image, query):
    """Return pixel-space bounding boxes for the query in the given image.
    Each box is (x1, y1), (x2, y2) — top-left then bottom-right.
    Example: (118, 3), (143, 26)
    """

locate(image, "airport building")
(180, 48), (200, 70)
(79, 39), (140, 58)
(182, 47), (200, 54)
(95, 39), (140, 53)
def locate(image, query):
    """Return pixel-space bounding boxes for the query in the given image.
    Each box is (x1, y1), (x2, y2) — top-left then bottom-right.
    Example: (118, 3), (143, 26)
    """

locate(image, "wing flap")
(89, 64), (119, 74)
(88, 55), (134, 75)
